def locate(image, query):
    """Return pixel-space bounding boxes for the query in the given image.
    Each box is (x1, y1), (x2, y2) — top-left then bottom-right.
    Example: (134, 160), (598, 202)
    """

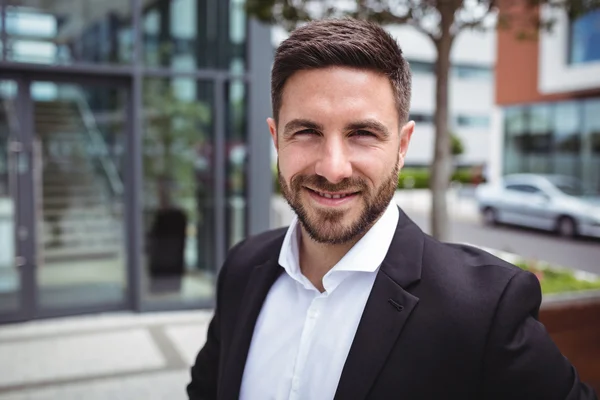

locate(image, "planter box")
(540, 291), (600, 394)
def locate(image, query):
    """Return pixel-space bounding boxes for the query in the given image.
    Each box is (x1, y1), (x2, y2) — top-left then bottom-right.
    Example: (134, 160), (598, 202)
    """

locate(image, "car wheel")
(483, 207), (497, 226)
(556, 216), (577, 238)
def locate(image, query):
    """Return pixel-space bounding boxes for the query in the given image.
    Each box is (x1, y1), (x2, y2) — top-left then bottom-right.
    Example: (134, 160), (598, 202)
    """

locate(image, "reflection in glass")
(554, 102), (581, 177)
(226, 81), (247, 249)
(142, 78), (215, 304)
(454, 65), (492, 80)
(0, 81), (20, 314)
(570, 9), (600, 65)
(504, 107), (527, 174)
(407, 60), (434, 75)
(456, 115), (490, 128)
(583, 100), (600, 193)
(527, 105), (553, 173)
(143, 0), (247, 71)
(34, 82), (127, 309)
(503, 98), (600, 195)
(6, 1), (133, 65)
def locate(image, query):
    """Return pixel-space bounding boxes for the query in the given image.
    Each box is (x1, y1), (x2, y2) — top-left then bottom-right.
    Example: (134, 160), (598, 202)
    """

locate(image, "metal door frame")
(0, 73), (33, 323)
(0, 72), (134, 323)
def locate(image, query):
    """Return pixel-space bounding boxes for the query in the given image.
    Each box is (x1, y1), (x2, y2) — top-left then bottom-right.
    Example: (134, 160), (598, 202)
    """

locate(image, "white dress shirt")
(240, 201), (399, 400)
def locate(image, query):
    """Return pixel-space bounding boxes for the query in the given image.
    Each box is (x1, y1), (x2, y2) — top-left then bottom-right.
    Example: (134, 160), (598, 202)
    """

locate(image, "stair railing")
(73, 93), (124, 201)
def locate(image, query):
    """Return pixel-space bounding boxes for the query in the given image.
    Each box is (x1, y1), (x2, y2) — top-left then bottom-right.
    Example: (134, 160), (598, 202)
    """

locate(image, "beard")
(278, 159), (399, 245)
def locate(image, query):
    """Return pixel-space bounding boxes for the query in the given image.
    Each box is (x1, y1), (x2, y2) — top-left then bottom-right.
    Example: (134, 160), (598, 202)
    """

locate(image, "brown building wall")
(496, 8), (600, 106)
(541, 299), (600, 394)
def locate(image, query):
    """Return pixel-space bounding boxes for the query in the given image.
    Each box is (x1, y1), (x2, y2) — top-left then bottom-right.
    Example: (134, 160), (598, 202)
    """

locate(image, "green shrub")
(515, 261), (600, 295)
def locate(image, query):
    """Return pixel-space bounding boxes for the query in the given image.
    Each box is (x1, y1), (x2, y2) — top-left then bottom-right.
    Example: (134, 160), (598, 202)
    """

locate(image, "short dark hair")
(271, 18), (412, 125)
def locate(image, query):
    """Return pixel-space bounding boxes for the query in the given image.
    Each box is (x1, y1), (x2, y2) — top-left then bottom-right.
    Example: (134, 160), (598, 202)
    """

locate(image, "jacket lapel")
(334, 208), (425, 400)
(218, 257), (282, 400)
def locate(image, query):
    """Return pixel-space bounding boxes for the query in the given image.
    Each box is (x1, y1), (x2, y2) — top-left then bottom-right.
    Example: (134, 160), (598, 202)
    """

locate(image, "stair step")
(42, 186), (100, 195)
(42, 200), (106, 211)
(42, 191), (103, 199)
(43, 247), (121, 263)
(35, 116), (80, 123)
(42, 206), (116, 218)
(42, 231), (122, 247)
(43, 170), (96, 179)
(41, 225), (120, 239)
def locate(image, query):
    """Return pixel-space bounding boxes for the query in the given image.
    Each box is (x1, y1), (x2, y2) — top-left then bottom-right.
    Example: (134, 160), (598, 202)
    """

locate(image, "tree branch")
(455, 0), (497, 33)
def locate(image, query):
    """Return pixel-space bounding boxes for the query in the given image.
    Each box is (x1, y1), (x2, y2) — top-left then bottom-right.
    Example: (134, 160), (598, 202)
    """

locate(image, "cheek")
(279, 144), (316, 177)
(350, 147), (395, 183)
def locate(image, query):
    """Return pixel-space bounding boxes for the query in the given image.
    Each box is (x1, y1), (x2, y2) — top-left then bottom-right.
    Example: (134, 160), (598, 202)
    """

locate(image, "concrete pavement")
(0, 311), (211, 399)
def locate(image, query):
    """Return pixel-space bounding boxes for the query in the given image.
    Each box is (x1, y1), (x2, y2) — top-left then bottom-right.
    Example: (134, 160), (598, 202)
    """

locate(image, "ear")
(267, 118), (278, 151)
(398, 121), (415, 169)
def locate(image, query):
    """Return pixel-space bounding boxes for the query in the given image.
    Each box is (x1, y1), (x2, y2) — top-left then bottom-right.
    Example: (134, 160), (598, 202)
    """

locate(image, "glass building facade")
(0, 0), (272, 323)
(503, 98), (600, 192)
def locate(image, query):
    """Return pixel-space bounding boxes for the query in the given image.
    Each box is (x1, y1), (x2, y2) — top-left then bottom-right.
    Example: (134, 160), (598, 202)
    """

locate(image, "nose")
(314, 136), (352, 184)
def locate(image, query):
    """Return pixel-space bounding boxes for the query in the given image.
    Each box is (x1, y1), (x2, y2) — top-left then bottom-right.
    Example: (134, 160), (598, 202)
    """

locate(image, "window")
(5, 1), (133, 65)
(410, 113), (434, 123)
(503, 98), (600, 196)
(142, 78), (216, 304)
(143, 0), (247, 71)
(570, 9), (600, 65)
(407, 60), (434, 74)
(454, 65), (492, 80)
(505, 184), (541, 194)
(456, 115), (490, 128)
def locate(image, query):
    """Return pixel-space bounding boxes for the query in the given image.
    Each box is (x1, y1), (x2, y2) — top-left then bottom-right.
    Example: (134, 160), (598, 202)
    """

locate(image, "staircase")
(35, 100), (123, 264)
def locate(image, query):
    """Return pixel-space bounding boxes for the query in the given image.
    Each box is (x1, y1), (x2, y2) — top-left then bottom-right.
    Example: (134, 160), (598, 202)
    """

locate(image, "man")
(188, 19), (597, 400)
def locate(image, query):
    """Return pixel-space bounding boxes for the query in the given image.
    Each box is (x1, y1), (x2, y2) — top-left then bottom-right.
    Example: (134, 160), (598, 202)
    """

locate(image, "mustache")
(291, 175), (368, 193)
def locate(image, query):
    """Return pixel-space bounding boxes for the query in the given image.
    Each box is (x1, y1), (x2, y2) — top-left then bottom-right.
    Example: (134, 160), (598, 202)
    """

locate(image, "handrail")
(1, 96), (19, 136)
(73, 93), (123, 198)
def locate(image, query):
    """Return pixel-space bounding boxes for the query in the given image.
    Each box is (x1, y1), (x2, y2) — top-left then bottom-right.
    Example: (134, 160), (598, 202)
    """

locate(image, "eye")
(352, 130), (376, 137)
(296, 128), (318, 136)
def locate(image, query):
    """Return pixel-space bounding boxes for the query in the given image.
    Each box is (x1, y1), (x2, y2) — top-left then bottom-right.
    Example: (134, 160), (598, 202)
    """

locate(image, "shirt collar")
(278, 201), (399, 292)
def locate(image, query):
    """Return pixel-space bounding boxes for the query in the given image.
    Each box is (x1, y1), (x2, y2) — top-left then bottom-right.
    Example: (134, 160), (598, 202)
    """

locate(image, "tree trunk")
(430, 8), (455, 241)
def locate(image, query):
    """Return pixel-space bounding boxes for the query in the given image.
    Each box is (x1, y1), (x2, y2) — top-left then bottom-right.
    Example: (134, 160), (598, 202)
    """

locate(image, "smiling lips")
(306, 187), (359, 202)
(316, 191), (353, 199)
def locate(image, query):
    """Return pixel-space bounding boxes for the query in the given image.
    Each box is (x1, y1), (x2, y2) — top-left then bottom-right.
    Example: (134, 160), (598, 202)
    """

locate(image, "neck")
(298, 228), (360, 292)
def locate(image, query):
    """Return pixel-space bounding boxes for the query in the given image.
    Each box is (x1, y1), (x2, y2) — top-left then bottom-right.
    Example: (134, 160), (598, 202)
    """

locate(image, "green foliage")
(245, 0), (599, 42)
(398, 167), (481, 189)
(143, 79), (212, 213)
(450, 133), (465, 157)
(515, 261), (600, 295)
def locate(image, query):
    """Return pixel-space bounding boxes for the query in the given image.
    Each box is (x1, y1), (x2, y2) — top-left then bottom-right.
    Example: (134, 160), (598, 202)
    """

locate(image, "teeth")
(317, 192), (349, 199)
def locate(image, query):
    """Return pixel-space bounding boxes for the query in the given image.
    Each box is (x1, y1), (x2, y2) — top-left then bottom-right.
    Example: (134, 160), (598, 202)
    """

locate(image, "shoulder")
(414, 235), (541, 319)
(221, 227), (288, 276)
(422, 235), (529, 286)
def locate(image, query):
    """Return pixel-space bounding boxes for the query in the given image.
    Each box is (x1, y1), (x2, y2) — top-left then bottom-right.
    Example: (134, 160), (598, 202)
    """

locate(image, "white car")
(475, 174), (600, 239)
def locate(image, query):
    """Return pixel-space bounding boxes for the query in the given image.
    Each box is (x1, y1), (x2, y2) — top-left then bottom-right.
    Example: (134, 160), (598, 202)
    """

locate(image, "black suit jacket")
(188, 208), (597, 399)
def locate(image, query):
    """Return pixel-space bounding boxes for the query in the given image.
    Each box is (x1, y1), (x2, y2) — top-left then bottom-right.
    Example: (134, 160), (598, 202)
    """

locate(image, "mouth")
(305, 187), (360, 206)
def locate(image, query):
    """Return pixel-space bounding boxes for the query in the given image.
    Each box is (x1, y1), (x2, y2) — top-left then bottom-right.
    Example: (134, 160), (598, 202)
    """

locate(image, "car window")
(505, 184), (541, 194)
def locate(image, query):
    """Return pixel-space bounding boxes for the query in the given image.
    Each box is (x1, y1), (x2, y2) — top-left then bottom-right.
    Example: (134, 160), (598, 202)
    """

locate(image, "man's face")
(269, 67), (414, 245)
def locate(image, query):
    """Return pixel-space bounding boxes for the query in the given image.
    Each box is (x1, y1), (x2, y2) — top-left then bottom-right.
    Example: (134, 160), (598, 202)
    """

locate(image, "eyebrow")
(345, 119), (391, 138)
(282, 119), (324, 138)
(281, 118), (391, 138)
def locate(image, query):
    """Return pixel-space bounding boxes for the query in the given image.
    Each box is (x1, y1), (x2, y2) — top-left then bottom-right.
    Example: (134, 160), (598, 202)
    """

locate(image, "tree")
(247, 0), (597, 241)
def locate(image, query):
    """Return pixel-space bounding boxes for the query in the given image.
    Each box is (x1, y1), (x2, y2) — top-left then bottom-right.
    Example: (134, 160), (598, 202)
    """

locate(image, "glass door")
(0, 78), (28, 322)
(31, 81), (129, 314)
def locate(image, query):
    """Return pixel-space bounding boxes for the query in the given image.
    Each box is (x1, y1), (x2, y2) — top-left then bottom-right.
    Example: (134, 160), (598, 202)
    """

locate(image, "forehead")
(279, 67), (398, 126)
